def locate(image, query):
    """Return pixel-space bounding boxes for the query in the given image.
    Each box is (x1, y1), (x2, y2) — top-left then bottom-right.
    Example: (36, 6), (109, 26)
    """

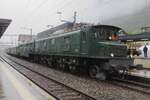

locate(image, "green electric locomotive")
(7, 24), (136, 80)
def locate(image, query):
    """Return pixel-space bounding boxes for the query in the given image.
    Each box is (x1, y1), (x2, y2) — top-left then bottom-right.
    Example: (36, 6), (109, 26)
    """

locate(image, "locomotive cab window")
(92, 26), (123, 41)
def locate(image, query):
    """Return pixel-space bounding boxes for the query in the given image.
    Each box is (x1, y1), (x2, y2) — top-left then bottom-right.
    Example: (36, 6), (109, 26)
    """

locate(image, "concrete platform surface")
(0, 59), (55, 100)
(134, 58), (150, 69)
(129, 69), (150, 79)
(0, 82), (6, 100)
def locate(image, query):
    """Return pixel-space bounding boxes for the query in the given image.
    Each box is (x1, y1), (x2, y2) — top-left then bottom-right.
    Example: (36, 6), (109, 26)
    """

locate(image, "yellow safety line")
(0, 62), (37, 100)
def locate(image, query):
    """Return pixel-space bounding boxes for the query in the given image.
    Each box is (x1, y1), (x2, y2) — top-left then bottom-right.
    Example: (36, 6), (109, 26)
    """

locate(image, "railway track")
(2, 54), (150, 99)
(0, 55), (96, 100)
(111, 77), (150, 95)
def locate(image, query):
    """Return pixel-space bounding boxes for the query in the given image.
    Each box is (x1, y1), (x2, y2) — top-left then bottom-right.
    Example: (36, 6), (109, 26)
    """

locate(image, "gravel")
(6, 55), (150, 100)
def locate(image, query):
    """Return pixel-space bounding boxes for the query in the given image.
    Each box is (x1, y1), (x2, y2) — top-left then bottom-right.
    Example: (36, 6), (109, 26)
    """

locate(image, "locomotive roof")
(19, 24), (123, 45)
(92, 25), (122, 30)
(19, 30), (81, 45)
(36, 30), (81, 42)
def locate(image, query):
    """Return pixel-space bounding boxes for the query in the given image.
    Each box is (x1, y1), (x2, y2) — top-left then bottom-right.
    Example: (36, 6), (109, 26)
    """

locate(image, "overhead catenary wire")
(39, 0), (74, 20)
(62, 0), (95, 23)
(25, 0), (33, 9)
(38, 0), (89, 24)
(21, 0), (82, 33)
(22, 0), (50, 23)
(22, 0), (75, 29)
(42, 0), (75, 24)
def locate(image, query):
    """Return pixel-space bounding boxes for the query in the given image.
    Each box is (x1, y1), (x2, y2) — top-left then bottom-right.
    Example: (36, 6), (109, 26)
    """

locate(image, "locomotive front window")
(92, 26), (123, 41)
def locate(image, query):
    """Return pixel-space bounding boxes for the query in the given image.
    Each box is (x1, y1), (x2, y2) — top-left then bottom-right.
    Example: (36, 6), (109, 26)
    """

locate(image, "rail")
(0, 55), (96, 100)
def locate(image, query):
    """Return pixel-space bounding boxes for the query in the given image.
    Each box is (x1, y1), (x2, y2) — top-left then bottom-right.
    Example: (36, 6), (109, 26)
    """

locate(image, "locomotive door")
(80, 31), (88, 55)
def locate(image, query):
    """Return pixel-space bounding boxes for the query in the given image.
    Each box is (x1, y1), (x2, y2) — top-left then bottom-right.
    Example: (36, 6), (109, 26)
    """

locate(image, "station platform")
(129, 69), (150, 79)
(128, 58), (150, 79)
(0, 59), (55, 100)
(134, 58), (150, 69)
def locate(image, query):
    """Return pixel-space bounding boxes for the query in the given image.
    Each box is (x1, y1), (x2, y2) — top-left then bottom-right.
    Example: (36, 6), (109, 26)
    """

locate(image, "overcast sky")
(0, 0), (150, 45)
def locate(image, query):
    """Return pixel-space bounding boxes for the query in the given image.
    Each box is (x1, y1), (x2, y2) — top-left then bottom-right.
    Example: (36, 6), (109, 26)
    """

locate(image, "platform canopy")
(119, 32), (150, 42)
(0, 19), (11, 38)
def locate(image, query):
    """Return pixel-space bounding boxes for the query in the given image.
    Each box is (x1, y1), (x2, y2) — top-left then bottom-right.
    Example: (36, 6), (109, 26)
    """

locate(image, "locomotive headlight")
(110, 53), (114, 57)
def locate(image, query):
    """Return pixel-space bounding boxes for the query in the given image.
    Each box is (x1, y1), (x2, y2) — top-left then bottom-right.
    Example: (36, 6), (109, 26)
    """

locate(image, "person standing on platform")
(143, 45), (148, 58)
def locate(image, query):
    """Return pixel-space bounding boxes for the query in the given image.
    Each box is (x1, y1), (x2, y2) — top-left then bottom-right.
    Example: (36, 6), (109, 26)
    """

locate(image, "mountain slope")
(103, 5), (150, 34)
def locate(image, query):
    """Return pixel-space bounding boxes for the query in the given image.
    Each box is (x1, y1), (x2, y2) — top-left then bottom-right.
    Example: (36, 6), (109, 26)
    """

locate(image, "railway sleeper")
(52, 90), (76, 94)
(55, 91), (79, 97)
(62, 95), (87, 100)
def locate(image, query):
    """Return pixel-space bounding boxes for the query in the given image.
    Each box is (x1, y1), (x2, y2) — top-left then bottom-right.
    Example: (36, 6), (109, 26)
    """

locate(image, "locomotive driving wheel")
(47, 58), (52, 67)
(89, 65), (107, 80)
(60, 58), (69, 71)
(69, 64), (77, 74)
(89, 65), (100, 78)
(68, 59), (78, 73)
(59, 61), (66, 70)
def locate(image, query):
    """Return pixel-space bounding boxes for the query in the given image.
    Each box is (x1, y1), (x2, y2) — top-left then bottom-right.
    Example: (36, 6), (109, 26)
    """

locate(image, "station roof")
(119, 32), (150, 42)
(0, 19), (12, 38)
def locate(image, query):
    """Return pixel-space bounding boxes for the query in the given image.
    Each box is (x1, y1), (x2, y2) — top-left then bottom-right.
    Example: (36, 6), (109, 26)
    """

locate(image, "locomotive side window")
(51, 39), (55, 45)
(64, 37), (70, 44)
(81, 31), (87, 41)
(36, 42), (40, 51)
(64, 37), (71, 51)
(94, 32), (98, 39)
(43, 40), (47, 49)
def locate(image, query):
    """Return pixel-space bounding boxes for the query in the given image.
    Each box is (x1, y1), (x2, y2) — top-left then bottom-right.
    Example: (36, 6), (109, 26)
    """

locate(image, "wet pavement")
(0, 81), (6, 100)
(0, 59), (55, 100)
